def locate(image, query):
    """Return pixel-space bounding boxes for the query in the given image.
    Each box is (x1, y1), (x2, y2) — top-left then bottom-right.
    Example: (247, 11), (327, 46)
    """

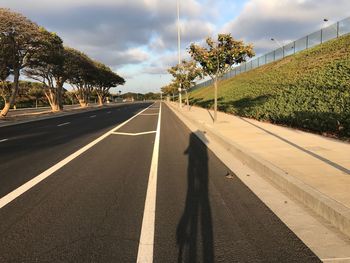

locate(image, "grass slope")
(189, 34), (350, 139)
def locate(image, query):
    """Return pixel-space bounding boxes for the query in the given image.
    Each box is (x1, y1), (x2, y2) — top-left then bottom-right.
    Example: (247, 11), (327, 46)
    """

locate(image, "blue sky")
(1, 0), (350, 94)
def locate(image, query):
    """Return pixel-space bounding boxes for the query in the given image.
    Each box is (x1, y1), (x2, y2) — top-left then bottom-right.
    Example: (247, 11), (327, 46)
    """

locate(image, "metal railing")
(192, 16), (350, 90)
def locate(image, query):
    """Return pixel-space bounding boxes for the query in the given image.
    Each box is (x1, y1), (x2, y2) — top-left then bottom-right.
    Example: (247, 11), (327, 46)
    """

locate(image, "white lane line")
(136, 102), (161, 263)
(89, 115), (97, 118)
(139, 113), (159, 116)
(0, 103), (155, 210)
(107, 111), (111, 114)
(57, 122), (71, 127)
(111, 131), (156, 136)
(322, 257), (350, 262)
(0, 139), (8, 143)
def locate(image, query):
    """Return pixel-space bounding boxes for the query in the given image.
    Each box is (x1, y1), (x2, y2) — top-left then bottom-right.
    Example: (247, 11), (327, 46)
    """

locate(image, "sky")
(1, 0), (350, 94)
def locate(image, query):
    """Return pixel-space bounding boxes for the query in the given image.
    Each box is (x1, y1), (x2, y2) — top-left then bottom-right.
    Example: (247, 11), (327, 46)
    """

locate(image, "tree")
(161, 83), (178, 101)
(94, 62), (125, 106)
(24, 29), (65, 111)
(27, 85), (44, 108)
(168, 60), (202, 108)
(189, 33), (254, 121)
(0, 37), (12, 108)
(66, 48), (95, 107)
(0, 8), (43, 117)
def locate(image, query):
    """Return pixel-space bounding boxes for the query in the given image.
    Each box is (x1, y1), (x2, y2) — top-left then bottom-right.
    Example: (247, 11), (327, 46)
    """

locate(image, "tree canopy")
(168, 59), (202, 107)
(189, 33), (254, 121)
(0, 8), (126, 115)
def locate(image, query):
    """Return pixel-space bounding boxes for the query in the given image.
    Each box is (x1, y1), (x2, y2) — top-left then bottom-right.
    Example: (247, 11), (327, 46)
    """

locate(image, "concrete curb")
(167, 102), (350, 239)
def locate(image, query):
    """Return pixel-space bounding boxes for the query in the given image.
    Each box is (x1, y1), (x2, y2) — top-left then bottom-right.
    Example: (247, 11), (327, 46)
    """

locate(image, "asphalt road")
(0, 102), (320, 262)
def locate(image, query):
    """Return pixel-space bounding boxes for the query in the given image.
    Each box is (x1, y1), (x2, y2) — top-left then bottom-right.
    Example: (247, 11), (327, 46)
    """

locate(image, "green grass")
(189, 34), (350, 139)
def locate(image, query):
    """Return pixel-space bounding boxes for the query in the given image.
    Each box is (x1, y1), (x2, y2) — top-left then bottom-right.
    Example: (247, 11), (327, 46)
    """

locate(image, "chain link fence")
(192, 16), (350, 91)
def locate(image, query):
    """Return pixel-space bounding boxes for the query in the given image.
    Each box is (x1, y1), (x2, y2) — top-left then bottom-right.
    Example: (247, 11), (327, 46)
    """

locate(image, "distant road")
(0, 102), (320, 262)
(7, 103), (100, 117)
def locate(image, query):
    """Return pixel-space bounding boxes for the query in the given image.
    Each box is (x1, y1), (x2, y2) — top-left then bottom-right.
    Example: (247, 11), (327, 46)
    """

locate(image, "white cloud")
(222, 0), (350, 54)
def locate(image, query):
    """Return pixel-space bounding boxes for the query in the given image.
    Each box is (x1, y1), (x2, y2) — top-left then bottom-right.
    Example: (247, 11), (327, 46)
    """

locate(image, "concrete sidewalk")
(168, 102), (350, 239)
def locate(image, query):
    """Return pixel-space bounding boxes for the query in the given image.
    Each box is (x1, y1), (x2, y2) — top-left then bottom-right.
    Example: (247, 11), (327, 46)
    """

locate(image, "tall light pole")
(270, 38), (283, 49)
(177, 0), (182, 108)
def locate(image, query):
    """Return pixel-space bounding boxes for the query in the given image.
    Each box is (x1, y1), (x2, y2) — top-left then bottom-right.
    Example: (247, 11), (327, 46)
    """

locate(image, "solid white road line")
(89, 115), (97, 118)
(322, 257), (350, 262)
(0, 139), (8, 143)
(112, 131), (156, 136)
(136, 102), (161, 263)
(57, 122), (71, 127)
(139, 113), (159, 116)
(0, 103), (155, 210)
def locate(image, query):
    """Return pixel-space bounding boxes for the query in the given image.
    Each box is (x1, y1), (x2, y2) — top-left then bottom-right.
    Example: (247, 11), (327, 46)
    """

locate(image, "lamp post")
(270, 38), (283, 49)
(177, 0), (182, 108)
(323, 18), (338, 36)
(271, 37), (285, 58)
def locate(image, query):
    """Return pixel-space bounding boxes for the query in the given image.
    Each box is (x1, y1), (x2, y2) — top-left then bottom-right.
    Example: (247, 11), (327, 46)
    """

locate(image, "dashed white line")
(0, 103), (155, 210)
(136, 103), (161, 263)
(107, 111), (111, 114)
(140, 113), (159, 116)
(57, 122), (71, 127)
(89, 115), (97, 118)
(0, 139), (8, 143)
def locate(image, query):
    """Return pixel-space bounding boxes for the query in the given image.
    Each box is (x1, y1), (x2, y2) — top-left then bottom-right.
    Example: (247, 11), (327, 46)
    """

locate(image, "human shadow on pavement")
(176, 132), (214, 263)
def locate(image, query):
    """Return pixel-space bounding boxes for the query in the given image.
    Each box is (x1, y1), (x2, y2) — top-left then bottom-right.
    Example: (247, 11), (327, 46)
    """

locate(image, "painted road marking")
(89, 115), (96, 118)
(137, 102), (161, 263)
(112, 131), (156, 136)
(0, 103), (155, 210)
(57, 122), (71, 127)
(0, 139), (8, 143)
(323, 258), (350, 262)
(140, 113), (159, 116)
(107, 111), (111, 114)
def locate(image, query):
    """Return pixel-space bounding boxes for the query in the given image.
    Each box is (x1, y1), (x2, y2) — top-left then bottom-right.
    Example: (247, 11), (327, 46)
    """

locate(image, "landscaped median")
(166, 102), (350, 239)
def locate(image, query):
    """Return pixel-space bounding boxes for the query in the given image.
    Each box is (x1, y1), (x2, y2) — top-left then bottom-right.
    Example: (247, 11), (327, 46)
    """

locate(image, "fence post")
(293, 41), (296, 54)
(321, 29), (323, 43)
(306, 35), (309, 49)
(282, 46), (285, 58)
(337, 21), (339, 37)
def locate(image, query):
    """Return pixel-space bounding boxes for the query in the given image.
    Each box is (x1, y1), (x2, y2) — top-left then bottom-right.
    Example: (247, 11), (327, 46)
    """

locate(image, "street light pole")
(177, 0), (182, 108)
(271, 38), (283, 49)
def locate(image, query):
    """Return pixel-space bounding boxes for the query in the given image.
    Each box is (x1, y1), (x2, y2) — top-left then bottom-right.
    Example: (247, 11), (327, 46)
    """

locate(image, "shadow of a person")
(176, 132), (214, 263)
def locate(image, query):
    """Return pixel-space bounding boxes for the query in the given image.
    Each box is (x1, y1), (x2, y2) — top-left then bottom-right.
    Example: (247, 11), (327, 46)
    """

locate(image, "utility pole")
(177, 0), (182, 108)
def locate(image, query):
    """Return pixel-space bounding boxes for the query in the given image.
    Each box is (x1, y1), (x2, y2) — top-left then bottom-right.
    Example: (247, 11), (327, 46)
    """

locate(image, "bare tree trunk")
(79, 99), (88, 107)
(185, 89), (190, 110)
(74, 90), (88, 107)
(214, 78), (218, 122)
(97, 94), (103, 106)
(57, 83), (63, 110)
(45, 89), (60, 112)
(0, 69), (20, 117)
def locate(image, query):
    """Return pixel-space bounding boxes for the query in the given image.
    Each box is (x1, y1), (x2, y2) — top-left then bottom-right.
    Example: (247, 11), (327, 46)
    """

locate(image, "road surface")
(0, 102), (320, 262)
